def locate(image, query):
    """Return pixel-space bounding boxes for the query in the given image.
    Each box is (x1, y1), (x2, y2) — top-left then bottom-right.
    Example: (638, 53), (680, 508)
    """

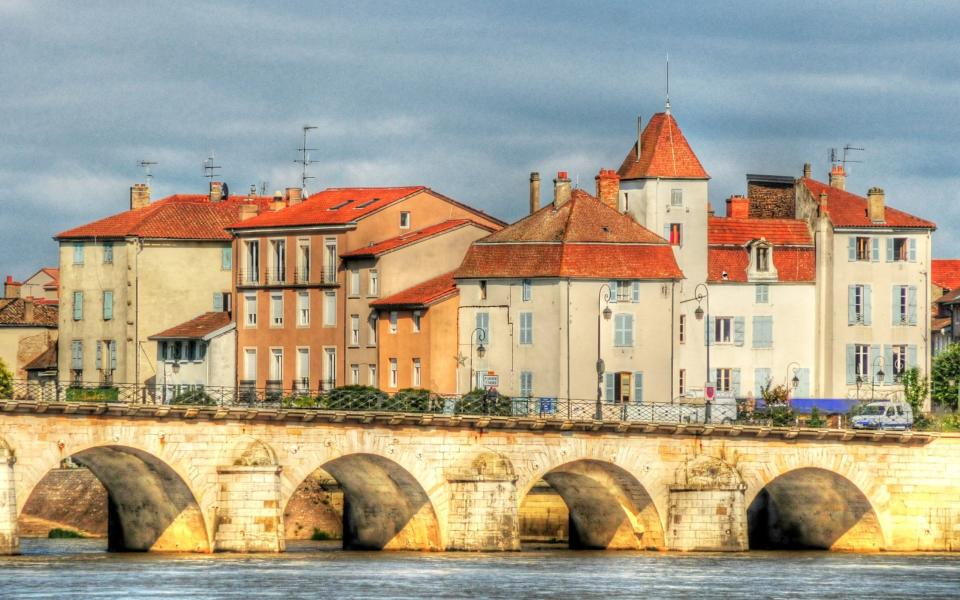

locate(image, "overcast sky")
(2, 1), (958, 280)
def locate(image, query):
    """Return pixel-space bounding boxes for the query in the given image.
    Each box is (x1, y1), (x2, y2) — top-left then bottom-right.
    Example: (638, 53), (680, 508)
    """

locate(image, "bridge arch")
(519, 459), (664, 550)
(283, 452), (442, 551)
(746, 467), (885, 551)
(18, 443), (210, 552)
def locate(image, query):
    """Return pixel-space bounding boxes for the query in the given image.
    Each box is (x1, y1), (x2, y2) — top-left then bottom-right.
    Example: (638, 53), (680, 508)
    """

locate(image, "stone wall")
(283, 470), (343, 540)
(519, 482), (568, 542)
(19, 467), (106, 537)
(748, 181), (795, 219)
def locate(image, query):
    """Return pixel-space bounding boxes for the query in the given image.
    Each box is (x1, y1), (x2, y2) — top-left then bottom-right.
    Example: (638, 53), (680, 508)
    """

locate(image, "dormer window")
(756, 246), (769, 272)
(747, 239), (777, 281)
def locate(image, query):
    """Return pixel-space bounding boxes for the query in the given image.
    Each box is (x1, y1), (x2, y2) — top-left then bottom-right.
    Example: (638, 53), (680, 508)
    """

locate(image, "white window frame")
(413, 358), (421, 387)
(715, 317), (732, 344)
(243, 348), (257, 381)
(244, 293), (258, 327)
(350, 314), (360, 346)
(297, 291), (310, 327)
(269, 347), (283, 382)
(323, 291), (337, 327)
(296, 347), (310, 391)
(368, 269), (379, 297)
(368, 314), (378, 346)
(412, 311), (421, 333)
(369, 364), (377, 386)
(350, 269), (361, 297)
(399, 211), (411, 229)
(389, 311), (398, 334)
(855, 344), (869, 378)
(270, 238), (286, 283)
(351, 364), (360, 385)
(716, 368), (731, 392)
(679, 314), (686, 344)
(270, 293), (284, 327)
(389, 358), (398, 388)
(296, 238), (311, 283)
(670, 188), (683, 207)
(522, 279), (532, 302)
(245, 240), (260, 283)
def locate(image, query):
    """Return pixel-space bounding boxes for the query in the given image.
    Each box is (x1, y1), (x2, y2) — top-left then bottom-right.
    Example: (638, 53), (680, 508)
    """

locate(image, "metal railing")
(321, 267), (337, 284)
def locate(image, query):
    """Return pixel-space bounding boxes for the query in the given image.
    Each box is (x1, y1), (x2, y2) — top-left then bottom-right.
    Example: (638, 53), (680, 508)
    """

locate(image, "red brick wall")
(748, 182), (795, 219)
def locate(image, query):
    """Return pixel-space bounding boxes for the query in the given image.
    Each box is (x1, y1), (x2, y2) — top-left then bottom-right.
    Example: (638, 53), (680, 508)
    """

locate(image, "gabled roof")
(23, 343), (57, 372)
(617, 112), (709, 180)
(708, 216), (815, 283)
(55, 195), (270, 241)
(148, 312), (233, 340)
(0, 298), (58, 326)
(455, 189), (683, 280)
(800, 178), (935, 230)
(370, 272), (458, 309)
(341, 219), (497, 259)
(708, 217), (813, 246)
(933, 259), (960, 291)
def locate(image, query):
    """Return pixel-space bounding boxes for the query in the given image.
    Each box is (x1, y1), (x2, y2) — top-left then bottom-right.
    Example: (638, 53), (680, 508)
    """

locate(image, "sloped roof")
(0, 298), (58, 326)
(148, 312), (233, 340)
(231, 186), (424, 229)
(801, 178), (935, 230)
(341, 219), (497, 259)
(933, 260), (960, 291)
(708, 217), (813, 246)
(370, 272), (458, 308)
(23, 343), (57, 371)
(55, 195), (270, 241)
(455, 189), (683, 280)
(617, 112), (709, 180)
(708, 247), (816, 283)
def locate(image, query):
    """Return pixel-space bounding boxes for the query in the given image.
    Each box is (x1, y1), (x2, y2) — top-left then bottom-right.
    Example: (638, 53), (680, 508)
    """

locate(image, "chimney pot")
(270, 190), (286, 212)
(209, 181), (224, 203)
(595, 169), (620, 211)
(286, 187), (304, 205)
(130, 183), (151, 210)
(529, 172), (541, 214)
(803, 163), (812, 178)
(4, 276), (21, 299)
(553, 171), (572, 206)
(828, 164), (846, 191)
(23, 299), (34, 323)
(867, 187), (885, 223)
(726, 195), (750, 219)
(239, 204), (260, 221)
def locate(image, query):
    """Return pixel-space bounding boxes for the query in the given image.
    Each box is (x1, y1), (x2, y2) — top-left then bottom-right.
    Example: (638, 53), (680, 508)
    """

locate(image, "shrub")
(932, 344), (960, 410)
(48, 528), (84, 539)
(456, 388), (514, 416)
(806, 407), (826, 428)
(171, 389), (217, 406)
(310, 528), (334, 541)
(65, 386), (119, 403)
(319, 386), (387, 410)
(282, 394), (318, 408)
(392, 388), (440, 412)
(0, 358), (11, 399)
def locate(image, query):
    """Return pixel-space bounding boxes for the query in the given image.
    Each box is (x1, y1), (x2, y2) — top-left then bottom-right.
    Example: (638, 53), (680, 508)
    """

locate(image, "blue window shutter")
(732, 368), (741, 397)
(847, 285), (856, 325)
(767, 316), (773, 347)
(633, 372), (643, 403)
(609, 281), (618, 303)
(73, 291), (83, 321)
(908, 286), (917, 325)
(908, 238), (917, 262)
(871, 344), (881, 382)
(222, 246), (232, 270)
(605, 373), (615, 403)
(754, 368), (770, 397)
(796, 368), (810, 397)
(755, 286), (762, 303)
(103, 291), (113, 321)
(627, 314), (634, 346)
(864, 285), (872, 326)
(213, 293), (224, 312)
(632, 281), (640, 303)
(886, 238), (894, 262)
(884, 345), (894, 385)
(871, 237), (879, 262)
(846, 344), (855, 385)
(734, 317), (745, 346)
(752, 316), (762, 348)
(908, 345), (918, 368)
(891, 286), (900, 326)
(848, 237), (856, 261)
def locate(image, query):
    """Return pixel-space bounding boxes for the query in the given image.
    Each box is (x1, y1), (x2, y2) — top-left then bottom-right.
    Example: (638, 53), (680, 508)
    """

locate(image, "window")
(351, 364), (360, 385)
(243, 348), (257, 381)
(368, 314), (378, 346)
(412, 311), (421, 333)
(186, 340), (197, 362)
(389, 358), (398, 388)
(413, 358), (421, 387)
(245, 241), (259, 282)
(72, 291), (83, 321)
(519, 312), (533, 345)
(479, 280), (487, 300)
(350, 270), (360, 297)
(609, 372), (633, 403)
(102, 291), (113, 321)
(715, 317), (732, 343)
(324, 238), (337, 283)
(71, 340), (83, 371)
(614, 280), (631, 302)
(296, 348), (310, 390)
(614, 314), (634, 347)
(752, 316), (773, 349)
(388, 311), (398, 334)
(756, 284), (769, 304)
(671, 188), (683, 207)
(855, 344), (869, 379)
(72, 242), (84, 265)
(716, 368), (731, 392)
(892, 285), (917, 326)
(221, 246), (231, 271)
(368, 269), (379, 297)
(270, 293), (283, 327)
(893, 238), (908, 262)
(679, 314), (686, 344)
(270, 239), (286, 283)
(756, 246), (769, 272)
(369, 365), (377, 386)
(323, 291), (336, 327)
(849, 284), (870, 325)
(476, 312), (490, 344)
(520, 371), (533, 398)
(297, 292), (310, 326)
(103, 242), (114, 264)
(297, 239), (310, 282)
(244, 293), (257, 327)
(323, 348), (337, 389)
(522, 279), (532, 302)
(668, 223), (682, 246)
(399, 211), (411, 229)
(213, 292), (231, 312)
(679, 369), (686, 395)
(195, 341), (207, 361)
(269, 348), (283, 382)
(350, 315), (360, 346)
(891, 344), (907, 379)
(856, 237), (871, 261)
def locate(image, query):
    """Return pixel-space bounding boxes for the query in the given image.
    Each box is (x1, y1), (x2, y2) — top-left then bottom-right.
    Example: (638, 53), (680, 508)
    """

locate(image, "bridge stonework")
(0, 403), (959, 554)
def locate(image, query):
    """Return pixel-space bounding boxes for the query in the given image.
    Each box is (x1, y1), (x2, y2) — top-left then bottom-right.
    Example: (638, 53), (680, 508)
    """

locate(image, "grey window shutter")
(908, 286), (917, 325)
(605, 373), (615, 403)
(871, 344), (881, 382)
(848, 237), (856, 261)
(734, 317), (745, 346)
(848, 285), (856, 325)
(864, 285), (872, 326)
(908, 239), (917, 262)
(732, 368), (741, 397)
(886, 238), (894, 262)
(884, 345), (894, 385)
(846, 344), (855, 385)
(871, 237), (879, 262)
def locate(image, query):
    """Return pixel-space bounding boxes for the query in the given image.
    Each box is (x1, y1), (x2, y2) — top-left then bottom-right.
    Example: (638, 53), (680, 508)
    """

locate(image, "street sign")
(483, 374), (499, 387)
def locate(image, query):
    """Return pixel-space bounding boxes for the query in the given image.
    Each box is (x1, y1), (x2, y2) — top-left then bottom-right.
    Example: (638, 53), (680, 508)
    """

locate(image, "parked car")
(851, 400), (914, 430)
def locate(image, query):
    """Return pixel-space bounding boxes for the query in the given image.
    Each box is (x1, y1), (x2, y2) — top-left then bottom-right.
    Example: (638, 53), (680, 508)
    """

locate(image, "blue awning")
(756, 398), (861, 415)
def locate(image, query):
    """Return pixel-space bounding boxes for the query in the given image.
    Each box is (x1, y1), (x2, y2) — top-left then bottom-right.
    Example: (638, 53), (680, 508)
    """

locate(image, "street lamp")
(596, 283), (613, 420)
(680, 283), (711, 390)
(871, 355), (885, 400)
(469, 327), (487, 392)
(785, 361), (801, 399)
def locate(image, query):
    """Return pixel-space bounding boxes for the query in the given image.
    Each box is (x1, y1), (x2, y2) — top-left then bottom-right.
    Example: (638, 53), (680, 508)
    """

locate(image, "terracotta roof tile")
(801, 178), (935, 229)
(370, 272), (458, 308)
(231, 186), (424, 229)
(933, 260), (960, 291)
(148, 312), (233, 340)
(0, 298), (58, 326)
(708, 217), (813, 246)
(55, 195), (270, 241)
(341, 219), (496, 258)
(708, 247), (815, 283)
(617, 112), (709, 180)
(23, 343), (57, 371)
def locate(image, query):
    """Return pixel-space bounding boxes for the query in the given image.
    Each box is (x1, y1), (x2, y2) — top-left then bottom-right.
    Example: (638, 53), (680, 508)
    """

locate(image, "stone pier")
(446, 451), (520, 551)
(0, 440), (18, 555)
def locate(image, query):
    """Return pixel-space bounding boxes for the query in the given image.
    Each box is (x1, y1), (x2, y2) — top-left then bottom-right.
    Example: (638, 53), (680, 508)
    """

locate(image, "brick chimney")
(802, 163), (812, 179)
(828, 165), (846, 191)
(209, 181), (225, 203)
(529, 172), (540, 214)
(23, 299), (34, 323)
(286, 187), (303, 206)
(553, 171), (572, 206)
(867, 187), (885, 223)
(4, 276), (21, 299)
(726, 195), (750, 219)
(239, 203), (259, 221)
(270, 190), (286, 212)
(130, 183), (151, 210)
(595, 169), (620, 211)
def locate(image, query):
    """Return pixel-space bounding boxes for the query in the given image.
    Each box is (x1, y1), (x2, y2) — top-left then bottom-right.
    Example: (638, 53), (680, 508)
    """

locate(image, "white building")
(148, 311), (236, 401)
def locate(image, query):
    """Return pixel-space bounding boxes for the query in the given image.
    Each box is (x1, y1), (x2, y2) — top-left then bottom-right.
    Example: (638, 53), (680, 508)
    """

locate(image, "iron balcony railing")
(266, 269), (287, 285)
(321, 267), (337, 284)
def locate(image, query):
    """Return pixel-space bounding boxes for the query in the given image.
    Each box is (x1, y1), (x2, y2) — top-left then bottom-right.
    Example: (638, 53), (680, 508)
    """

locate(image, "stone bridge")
(0, 401), (958, 554)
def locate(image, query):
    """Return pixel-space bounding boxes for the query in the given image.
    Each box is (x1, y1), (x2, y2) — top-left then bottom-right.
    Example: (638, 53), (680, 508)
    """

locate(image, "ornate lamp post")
(596, 283), (613, 420)
(469, 327), (487, 393)
(785, 361), (801, 399)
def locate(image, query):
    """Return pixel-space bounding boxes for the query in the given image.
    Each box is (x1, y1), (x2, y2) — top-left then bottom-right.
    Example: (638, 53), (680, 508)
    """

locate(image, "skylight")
(330, 199), (355, 210)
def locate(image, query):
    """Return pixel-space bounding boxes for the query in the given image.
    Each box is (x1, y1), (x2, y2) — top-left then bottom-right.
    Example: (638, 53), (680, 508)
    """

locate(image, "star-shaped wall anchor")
(455, 353), (467, 367)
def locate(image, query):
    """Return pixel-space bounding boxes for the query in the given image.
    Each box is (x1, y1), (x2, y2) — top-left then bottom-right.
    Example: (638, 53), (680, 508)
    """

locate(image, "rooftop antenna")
(258, 181), (269, 196)
(202, 151), (221, 180)
(829, 145), (865, 171)
(295, 125), (318, 192)
(664, 53), (671, 114)
(137, 159), (158, 187)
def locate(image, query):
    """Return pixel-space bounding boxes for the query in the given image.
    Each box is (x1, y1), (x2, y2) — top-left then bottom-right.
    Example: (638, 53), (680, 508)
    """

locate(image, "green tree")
(0, 358), (12, 399)
(931, 344), (960, 410)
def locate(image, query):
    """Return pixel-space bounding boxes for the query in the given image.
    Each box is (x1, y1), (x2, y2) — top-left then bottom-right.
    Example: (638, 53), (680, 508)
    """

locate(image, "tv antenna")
(295, 125), (319, 192)
(137, 160), (158, 186)
(829, 145), (864, 170)
(202, 152), (221, 180)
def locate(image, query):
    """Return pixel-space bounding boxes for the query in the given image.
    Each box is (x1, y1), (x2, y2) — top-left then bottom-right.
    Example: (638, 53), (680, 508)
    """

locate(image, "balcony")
(321, 267), (337, 285)
(295, 268), (311, 285)
(236, 269), (260, 287)
(266, 269), (287, 285)
(237, 267), (338, 288)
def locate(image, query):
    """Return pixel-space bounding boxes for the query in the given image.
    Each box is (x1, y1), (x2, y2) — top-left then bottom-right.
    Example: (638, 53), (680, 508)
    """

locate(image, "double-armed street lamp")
(596, 283), (613, 420)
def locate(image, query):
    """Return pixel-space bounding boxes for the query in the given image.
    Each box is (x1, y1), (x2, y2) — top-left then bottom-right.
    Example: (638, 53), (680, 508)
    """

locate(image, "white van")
(851, 400), (914, 430)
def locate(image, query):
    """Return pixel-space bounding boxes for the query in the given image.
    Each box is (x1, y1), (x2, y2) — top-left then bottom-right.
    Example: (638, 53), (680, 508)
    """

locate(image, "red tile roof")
(617, 112), (709, 180)
(708, 247), (815, 283)
(148, 312), (233, 340)
(933, 260), (960, 291)
(708, 217), (813, 246)
(23, 343), (57, 371)
(801, 178), (935, 230)
(708, 216), (815, 283)
(456, 189), (683, 280)
(0, 298), (58, 326)
(55, 195), (270, 241)
(370, 271), (459, 308)
(341, 219), (497, 258)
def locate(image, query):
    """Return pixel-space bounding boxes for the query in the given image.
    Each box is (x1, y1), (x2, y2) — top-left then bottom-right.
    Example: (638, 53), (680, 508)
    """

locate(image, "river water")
(1, 539), (959, 599)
